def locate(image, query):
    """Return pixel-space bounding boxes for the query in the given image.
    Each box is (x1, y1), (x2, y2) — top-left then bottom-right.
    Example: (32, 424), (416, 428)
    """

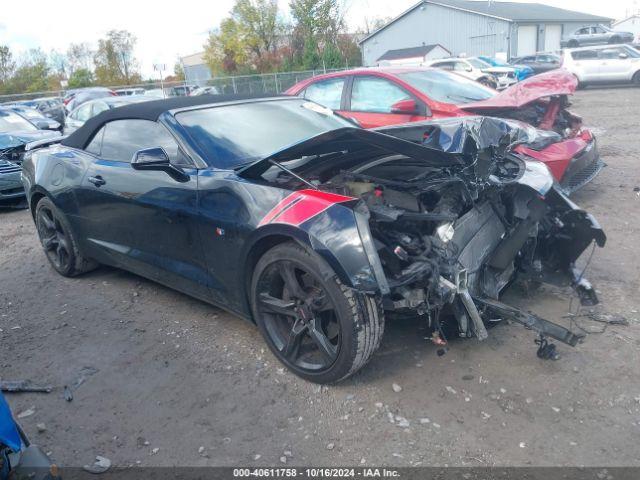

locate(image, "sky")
(0, 0), (638, 78)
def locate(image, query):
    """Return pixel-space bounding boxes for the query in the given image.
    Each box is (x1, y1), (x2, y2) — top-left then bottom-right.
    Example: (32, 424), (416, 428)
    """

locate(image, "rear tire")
(632, 71), (640, 86)
(35, 197), (98, 277)
(250, 242), (384, 384)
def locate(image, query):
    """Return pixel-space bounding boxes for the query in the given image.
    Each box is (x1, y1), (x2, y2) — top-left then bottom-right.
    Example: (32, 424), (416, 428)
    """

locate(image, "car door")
(597, 47), (632, 81)
(570, 49), (599, 81)
(73, 119), (211, 300)
(346, 75), (428, 128)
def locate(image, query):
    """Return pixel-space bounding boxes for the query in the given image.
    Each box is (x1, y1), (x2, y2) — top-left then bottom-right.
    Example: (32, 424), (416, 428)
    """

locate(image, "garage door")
(517, 25), (537, 56)
(544, 25), (562, 52)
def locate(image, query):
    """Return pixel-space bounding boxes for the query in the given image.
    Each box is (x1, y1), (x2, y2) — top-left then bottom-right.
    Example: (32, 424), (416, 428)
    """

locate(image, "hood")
(460, 69), (577, 111)
(0, 129), (61, 150)
(237, 127), (463, 178)
(377, 116), (562, 153)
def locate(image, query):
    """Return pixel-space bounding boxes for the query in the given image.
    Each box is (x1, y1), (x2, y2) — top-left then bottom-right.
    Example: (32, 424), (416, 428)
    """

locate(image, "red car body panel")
(258, 189), (355, 227)
(460, 70), (577, 110)
(286, 68), (596, 186)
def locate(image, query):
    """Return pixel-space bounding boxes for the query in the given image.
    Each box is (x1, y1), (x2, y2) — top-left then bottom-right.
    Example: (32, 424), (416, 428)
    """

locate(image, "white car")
(425, 57), (518, 90)
(561, 44), (640, 86)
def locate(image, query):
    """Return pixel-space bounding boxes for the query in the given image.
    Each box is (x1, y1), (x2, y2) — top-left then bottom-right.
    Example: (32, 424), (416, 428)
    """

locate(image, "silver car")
(561, 24), (634, 48)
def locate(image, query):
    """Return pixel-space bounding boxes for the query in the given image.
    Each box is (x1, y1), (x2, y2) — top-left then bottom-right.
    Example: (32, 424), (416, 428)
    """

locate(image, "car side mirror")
(466, 66), (473, 72)
(35, 120), (50, 130)
(619, 52), (628, 59)
(391, 99), (419, 115)
(131, 147), (189, 182)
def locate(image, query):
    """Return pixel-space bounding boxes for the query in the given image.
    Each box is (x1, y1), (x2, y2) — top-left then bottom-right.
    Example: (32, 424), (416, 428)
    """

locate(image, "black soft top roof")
(61, 93), (286, 150)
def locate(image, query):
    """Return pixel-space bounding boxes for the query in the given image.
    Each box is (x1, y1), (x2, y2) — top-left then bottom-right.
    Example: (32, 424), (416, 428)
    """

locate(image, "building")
(613, 15), (640, 43)
(376, 44), (451, 65)
(359, 0), (612, 65)
(181, 52), (211, 86)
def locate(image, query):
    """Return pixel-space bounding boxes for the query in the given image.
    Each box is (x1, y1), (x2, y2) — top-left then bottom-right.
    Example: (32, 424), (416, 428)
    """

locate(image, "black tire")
(568, 40), (579, 48)
(250, 242), (384, 384)
(632, 71), (640, 86)
(35, 196), (98, 277)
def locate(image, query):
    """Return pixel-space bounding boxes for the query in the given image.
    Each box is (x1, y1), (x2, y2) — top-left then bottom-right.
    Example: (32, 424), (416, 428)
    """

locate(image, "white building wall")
(361, 3), (511, 66)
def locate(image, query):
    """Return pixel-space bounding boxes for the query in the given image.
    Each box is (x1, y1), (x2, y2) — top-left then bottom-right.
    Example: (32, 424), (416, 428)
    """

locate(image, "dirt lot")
(1, 87), (639, 468)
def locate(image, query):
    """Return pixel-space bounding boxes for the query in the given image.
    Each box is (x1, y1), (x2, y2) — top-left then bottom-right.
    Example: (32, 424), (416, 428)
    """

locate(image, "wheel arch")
(28, 186), (52, 220)
(241, 224), (373, 323)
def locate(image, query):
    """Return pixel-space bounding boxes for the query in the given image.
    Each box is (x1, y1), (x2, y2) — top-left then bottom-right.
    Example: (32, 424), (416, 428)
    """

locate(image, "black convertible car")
(22, 95), (605, 383)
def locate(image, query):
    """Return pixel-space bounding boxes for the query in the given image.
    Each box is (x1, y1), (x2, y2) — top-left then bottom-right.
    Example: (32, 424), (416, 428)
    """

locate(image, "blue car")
(0, 392), (57, 480)
(478, 56), (534, 81)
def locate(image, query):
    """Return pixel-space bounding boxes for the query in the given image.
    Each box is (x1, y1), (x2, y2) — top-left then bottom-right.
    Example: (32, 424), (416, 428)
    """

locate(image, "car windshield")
(0, 110), (36, 132)
(175, 99), (353, 169)
(395, 69), (496, 104)
(15, 108), (40, 119)
(468, 58), (491, 69)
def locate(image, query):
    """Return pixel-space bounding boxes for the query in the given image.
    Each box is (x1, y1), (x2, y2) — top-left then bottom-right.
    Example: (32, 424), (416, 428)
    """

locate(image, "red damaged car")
(286, 68), (603, 194)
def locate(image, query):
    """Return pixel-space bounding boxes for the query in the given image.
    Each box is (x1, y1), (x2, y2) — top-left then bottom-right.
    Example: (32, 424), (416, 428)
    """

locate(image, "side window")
(73, 103), (93, 121)
(576, 28), (589, 35)
(303, 78), (345, 110)
(350, 76), (411, 113)
(91, 102), (109, 116)
(571, 49), (598, 60)
(453, 61), (469, 71)
(99, 119), (188, 165)
(85, 127), (104, 156)
(432, 61), (454, 70)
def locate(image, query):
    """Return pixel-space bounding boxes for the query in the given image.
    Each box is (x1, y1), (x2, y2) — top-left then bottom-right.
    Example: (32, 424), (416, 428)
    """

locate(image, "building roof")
(62, 94), (284, 150)
(360, 0), (613, 44)
(613, 15), (640, 26)
(376, 44), (450, 61)
(181, 51), (207, 67)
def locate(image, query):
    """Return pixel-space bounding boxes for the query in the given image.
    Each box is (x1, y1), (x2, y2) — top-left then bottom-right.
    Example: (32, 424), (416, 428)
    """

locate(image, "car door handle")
(87, 175), (106, 187)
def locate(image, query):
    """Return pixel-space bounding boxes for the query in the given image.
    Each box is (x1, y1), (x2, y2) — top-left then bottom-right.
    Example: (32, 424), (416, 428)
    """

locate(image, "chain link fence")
(0, 69), (347, 103)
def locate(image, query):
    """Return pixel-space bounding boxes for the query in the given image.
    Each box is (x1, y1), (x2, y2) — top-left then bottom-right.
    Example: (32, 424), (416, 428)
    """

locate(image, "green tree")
(94, 30), (139, 85)
(173, 61), (185, 81)
(0, 45), (16, 87)
(204, 18), (250, 74)
(66, 42), (93, 74)
(9, 49), (50, 93)
(232, 0), (281, 61)
(67, 68), (94, 88)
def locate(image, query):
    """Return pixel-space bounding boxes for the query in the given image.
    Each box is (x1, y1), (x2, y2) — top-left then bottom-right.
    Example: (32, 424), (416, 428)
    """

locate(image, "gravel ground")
(1, 87), (639, 468)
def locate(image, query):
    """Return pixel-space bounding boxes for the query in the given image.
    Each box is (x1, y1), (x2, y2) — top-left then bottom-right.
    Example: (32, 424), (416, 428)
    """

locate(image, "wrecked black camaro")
(22, 96), (605, 383)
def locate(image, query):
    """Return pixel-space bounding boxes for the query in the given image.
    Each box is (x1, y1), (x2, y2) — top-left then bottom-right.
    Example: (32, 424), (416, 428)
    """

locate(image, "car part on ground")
(23, 95), (605, 383)
(561, 44), (640, 87)
(561, 24), (635, 48)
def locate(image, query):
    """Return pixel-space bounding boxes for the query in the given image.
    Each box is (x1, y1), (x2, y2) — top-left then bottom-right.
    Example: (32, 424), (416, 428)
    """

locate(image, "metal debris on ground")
(0, 380), (52, 393)
(83, 456), (111, 474)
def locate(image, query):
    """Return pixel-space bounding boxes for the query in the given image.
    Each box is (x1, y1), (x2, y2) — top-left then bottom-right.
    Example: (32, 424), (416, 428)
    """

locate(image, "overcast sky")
(0, 0), (637, 77)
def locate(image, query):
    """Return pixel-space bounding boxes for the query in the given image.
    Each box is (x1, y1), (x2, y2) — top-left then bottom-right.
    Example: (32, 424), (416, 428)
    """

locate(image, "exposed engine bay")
(244, 117), (606, 356)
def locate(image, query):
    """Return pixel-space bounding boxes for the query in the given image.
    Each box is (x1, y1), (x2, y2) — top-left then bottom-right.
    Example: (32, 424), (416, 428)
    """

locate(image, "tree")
(204, 18), (250, 74)
(9, 49), (50, 93)
(173, 61), (185, 81)
(0, 45), (15, 87)
(94, 30), (139, 85)
(66, 42), (93, 74)
(232, 0), (282, 61)
(67, 68), (94, 88)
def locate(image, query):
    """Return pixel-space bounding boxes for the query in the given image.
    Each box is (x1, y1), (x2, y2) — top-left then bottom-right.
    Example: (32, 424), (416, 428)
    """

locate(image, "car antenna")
(268, 159), (319, 190)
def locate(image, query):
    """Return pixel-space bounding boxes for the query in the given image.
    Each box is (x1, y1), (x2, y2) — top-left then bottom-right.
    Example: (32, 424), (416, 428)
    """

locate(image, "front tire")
(35, 197), (97, 277)
(632, 71), (640, 86)
(250, 242), (384, 384)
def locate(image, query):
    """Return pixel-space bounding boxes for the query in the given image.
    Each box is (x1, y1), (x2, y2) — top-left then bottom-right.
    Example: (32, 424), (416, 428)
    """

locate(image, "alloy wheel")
(37, 206), (71, 271)
(256, 260), (341, 373)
